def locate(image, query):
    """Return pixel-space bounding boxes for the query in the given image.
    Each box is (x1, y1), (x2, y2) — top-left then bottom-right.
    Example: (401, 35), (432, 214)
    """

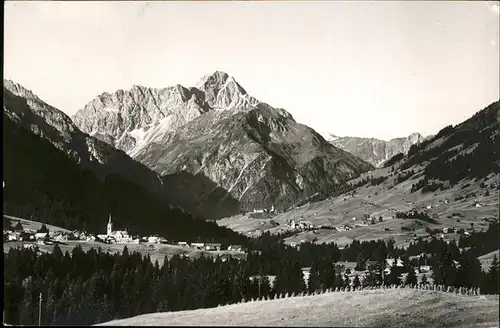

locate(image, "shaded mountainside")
(3, 80), (163, 194)
(2, 111), (248, 244)
(135, 103), (373, 212)
(3, 80), (241, 220)
(327, 132), (429, 168)
(73, 71), (373, 213)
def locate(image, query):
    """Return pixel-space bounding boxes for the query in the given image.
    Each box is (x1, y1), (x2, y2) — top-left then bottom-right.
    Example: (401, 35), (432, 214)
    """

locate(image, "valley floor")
(97, 289), (499, 327)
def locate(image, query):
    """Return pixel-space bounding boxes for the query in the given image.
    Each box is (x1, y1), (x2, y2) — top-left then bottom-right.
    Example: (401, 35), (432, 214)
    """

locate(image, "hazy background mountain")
(323, 132), (432, 168)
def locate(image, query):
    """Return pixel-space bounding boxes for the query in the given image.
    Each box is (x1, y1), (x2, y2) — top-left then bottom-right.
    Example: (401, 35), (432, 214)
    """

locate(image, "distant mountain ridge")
(72, 71), (374, 213)
(324, 132), (431, 168)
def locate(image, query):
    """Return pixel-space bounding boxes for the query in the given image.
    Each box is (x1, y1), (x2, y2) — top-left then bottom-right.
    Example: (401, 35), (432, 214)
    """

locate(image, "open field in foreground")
(98, 289), (499, 327)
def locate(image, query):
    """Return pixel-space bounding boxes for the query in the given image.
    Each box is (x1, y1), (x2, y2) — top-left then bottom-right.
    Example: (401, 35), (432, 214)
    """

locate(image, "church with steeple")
(97, 214), (131, 243)
(107, 214), (113, 236)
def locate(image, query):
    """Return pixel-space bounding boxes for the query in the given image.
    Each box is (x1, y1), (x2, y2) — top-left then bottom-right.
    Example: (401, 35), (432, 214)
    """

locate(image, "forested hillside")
(393, 101), (499, 192)
(3, 114), (248, 245)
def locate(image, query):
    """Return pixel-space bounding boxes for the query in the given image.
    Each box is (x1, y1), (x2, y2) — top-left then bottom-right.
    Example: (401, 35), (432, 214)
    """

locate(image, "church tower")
(107, 214), (113, 236)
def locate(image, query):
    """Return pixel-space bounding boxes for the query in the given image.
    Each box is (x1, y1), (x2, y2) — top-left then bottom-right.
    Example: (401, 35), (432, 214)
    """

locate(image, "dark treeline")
(383, 153), (404, 168)
(395, 210), (438, 224)
(4, 221), (499, 326)
(3, 114), (248, 246)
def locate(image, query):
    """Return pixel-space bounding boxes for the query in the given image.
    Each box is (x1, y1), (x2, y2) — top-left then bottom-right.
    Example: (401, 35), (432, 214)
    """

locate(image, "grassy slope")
(4, 215), (72, 233)
(97, 289), (499, 327)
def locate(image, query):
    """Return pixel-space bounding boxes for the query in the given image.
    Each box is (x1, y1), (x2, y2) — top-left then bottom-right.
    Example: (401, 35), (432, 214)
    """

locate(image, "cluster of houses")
(3, 215), (246, 254)
(252, 205), (277, 214)
(287, 219), (315, 231)
(4, 229), (51, 245)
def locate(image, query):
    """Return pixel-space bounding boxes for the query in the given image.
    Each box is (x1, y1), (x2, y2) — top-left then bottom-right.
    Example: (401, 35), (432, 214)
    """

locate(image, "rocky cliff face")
(73, 71), (374, 213)
(326, 132), (429, 168)
(73, 71), (259, 157)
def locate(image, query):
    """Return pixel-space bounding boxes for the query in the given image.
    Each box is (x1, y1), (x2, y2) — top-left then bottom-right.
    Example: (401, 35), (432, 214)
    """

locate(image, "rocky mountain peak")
(407, 132), (423, 143)
(195, 71), (256, 110)
(72, 71), (260, 155)
(4, 79), (39, 101)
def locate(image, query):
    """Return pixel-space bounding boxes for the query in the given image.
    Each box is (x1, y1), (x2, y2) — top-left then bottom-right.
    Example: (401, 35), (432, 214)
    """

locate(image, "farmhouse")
(227, 245), (243, 252)
(205, 243), (221, 251)
(35, 232), (49, 241)
(191, 242), (205, 250)
(7, 231), (21, 241)
(148, 236), (161, 244)
(386, 258), (404, 268)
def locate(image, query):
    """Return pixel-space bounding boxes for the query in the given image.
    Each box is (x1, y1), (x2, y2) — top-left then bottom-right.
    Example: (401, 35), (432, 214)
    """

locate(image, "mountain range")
(4, 72), (372, 221)
(71, 71), (373, 214)
(323, 132), (431, 168)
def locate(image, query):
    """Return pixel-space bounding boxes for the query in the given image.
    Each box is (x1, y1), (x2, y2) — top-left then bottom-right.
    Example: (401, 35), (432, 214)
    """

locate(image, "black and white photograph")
(3, 0), (500, 326)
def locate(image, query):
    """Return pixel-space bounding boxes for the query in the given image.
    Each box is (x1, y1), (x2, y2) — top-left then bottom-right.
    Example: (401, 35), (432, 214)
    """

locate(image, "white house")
(386, 258), (404, 268)
(227, 245), (243, 251)
(191, 242), (205, 250)
(205, 243), (221, 251)
(8, 232), (21, 241)
(177, 241), (189, 247)
(34, 232), (48, 241)
(148, 236), (160, 244)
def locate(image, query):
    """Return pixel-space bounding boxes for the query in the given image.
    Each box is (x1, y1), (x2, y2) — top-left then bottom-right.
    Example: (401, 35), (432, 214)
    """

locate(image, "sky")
(4, 1), (500, 140)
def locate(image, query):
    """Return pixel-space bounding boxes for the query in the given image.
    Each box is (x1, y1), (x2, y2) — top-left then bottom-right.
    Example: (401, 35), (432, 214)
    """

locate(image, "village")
(3, 214), (246, 254)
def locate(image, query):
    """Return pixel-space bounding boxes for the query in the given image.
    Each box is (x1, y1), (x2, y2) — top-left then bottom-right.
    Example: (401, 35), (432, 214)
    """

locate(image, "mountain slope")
(397, 101), (499, 190)
(3, 80), (163, 193)
(218, 101), (499, 246)
(73, 71), (374, 213)
(2, 107), (247, 244)
(3, 80), (241, 219)
(326, 132), (429, 168)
